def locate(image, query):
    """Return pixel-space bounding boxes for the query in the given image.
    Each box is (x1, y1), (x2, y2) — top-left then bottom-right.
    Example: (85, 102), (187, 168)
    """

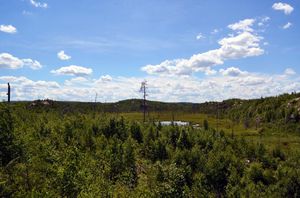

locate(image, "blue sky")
(0, 0), (299, 102)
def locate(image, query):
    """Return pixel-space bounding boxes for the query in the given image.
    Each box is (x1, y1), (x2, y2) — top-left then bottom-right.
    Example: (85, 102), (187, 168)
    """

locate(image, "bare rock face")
(29, 99), (54, 108)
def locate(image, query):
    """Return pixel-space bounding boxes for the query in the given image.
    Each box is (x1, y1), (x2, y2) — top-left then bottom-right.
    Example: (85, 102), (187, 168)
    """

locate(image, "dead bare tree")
(93, 92), (98, 115)
(140, 80), (147, 122)
(216, 102), (219, 132)
(7, 83), (10, 103)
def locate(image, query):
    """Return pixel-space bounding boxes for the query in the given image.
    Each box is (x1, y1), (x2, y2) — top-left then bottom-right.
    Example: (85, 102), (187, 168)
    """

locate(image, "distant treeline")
(7, 92), (300, 126)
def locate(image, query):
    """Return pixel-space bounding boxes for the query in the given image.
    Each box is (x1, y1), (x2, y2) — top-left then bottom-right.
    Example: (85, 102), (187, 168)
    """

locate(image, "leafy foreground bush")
(0, 104), (300, 197)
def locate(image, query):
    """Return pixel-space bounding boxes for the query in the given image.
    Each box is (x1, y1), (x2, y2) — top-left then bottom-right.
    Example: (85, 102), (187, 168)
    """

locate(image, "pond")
(156, 121), (189, 126)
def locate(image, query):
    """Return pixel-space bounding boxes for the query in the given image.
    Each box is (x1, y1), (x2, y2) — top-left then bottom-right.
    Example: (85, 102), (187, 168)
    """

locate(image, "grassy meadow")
(116, 111), (300, 151)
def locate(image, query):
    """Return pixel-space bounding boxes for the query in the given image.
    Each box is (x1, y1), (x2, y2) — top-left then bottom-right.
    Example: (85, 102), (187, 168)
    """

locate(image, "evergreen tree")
(177, 129), (190, 149)
(130, 122), (143, 143)
(0, 105), (19, 166)
(122, 138), (137, 188)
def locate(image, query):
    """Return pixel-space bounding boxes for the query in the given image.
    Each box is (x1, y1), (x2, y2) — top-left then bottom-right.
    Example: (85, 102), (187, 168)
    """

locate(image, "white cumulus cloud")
(0, 25), (17, 34)
(29, 0), (48, 8)
(228, 19), (255, 32)
(258, 16), (270, 27)
(0, 53), (42, 70)
(64, 77), (89, 86)
(284, 68), (296, 76)
(51, 65), (93, 76)
(282, 22), (292, 29)
(0, 53), (23, 69)
(196, 33), (205, 40)
(99, 75), (113, 82)
(272, 2), (294, 15)
(57, 50), (71, 60)
(211, 29), (220, 34)
(22, 59), (42, 70)
(219, 67), (247, 77)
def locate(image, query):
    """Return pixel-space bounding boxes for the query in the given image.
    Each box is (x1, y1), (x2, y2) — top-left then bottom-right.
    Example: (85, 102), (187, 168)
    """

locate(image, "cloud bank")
(142, 19), (263, 76)
(1, 68), (299, 102)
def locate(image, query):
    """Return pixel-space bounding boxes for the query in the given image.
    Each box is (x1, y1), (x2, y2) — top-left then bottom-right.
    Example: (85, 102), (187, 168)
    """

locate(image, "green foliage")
(272, 146), (286, 161)
(246, 162), (265, 184)
(177, 129), (191, 149)
(0, 101), (300, 197)
(130, 121), (143, 143)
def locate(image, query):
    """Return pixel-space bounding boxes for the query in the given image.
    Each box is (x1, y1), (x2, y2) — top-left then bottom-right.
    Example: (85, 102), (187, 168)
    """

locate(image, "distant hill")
(4, 92), (300, 127)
